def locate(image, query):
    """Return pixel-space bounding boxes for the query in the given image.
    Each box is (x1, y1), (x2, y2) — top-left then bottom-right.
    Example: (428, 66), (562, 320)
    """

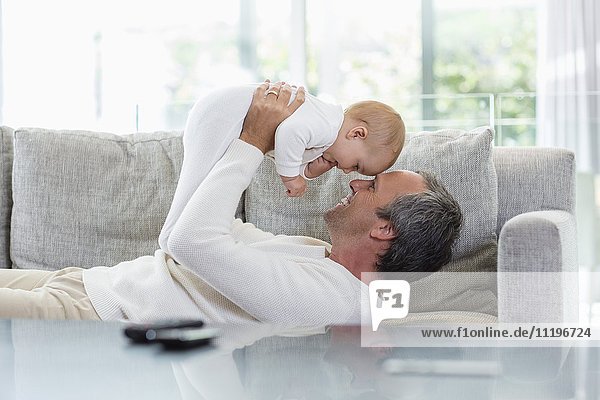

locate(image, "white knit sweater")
(83, 140), (367, 325)
(158, 84), (342, 253)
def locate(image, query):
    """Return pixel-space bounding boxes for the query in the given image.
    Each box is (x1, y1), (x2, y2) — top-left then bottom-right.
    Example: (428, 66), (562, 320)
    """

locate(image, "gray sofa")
(0, 126), (578, 323)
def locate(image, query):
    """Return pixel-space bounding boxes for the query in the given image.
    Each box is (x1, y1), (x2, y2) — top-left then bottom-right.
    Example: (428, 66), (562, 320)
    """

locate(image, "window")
(1, 0), (537, 141)
(305, 0), (421, 108)
(433, 0), (538, 144)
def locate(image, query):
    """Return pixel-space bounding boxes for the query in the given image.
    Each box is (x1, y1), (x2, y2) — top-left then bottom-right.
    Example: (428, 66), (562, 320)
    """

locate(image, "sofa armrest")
(497, 210), (578, 322)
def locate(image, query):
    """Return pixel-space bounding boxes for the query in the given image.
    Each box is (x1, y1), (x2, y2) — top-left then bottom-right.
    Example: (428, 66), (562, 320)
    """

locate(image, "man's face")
(324, 170), (427, 238)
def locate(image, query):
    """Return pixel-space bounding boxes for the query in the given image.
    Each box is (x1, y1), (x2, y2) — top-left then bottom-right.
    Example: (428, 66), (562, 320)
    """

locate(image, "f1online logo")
(369, 280), (410, 331)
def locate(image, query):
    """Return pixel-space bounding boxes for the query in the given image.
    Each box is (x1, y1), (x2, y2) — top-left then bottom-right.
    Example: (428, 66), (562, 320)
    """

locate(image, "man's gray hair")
(375, 171), (462, 273)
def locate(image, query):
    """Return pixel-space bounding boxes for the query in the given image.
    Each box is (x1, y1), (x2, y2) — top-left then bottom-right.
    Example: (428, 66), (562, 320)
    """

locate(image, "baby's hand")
(280, 175), (307, 197)
(304, 156), (337, 179)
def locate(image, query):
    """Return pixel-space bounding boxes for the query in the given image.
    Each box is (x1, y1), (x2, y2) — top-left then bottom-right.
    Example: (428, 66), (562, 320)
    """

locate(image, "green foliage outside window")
(434, 6), (537, 145)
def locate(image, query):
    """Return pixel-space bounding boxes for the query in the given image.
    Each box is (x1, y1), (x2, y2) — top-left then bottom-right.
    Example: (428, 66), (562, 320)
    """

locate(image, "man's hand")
(304, 156), (337, 179)
(240, 80), (306, 154)
(280, 175), (307, 197)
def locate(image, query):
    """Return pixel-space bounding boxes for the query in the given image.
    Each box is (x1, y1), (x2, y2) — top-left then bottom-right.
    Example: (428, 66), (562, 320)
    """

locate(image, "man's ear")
(370, 219), (396, 241)
(345, 126), (368, 140)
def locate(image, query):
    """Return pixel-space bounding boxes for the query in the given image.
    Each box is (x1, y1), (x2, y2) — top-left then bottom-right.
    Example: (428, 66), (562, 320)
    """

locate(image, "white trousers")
(0, 267), (101, 320)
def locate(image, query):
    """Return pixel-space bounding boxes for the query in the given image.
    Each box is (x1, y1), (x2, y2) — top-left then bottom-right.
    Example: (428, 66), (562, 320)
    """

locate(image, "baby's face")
(323, 140), (393, 176)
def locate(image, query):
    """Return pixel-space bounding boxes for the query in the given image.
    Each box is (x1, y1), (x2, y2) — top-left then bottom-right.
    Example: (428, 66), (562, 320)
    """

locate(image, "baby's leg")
(159, 85), (256, 253)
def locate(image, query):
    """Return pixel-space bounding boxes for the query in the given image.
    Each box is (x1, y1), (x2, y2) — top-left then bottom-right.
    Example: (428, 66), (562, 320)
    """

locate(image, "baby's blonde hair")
(344, 101), (405, 169)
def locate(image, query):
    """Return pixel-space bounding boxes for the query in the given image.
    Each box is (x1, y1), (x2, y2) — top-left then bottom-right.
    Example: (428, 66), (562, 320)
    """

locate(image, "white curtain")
(536, 0), (600, 173)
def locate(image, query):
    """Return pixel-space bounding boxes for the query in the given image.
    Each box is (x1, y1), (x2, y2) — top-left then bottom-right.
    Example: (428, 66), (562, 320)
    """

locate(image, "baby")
(276, 93), (405, 196)
(158, 82), (405, 251)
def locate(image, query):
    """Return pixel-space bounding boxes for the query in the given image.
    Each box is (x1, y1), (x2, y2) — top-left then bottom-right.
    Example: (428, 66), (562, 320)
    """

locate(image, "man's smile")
(336, 193), (354, 207)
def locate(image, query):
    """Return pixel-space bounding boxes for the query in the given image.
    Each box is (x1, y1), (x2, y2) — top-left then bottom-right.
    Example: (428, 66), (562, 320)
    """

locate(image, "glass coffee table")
(0, 319), (596, 399)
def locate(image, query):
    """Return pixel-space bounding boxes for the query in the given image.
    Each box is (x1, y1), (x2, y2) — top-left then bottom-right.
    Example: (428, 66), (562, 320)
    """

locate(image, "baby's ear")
(346, 126), (368, 140)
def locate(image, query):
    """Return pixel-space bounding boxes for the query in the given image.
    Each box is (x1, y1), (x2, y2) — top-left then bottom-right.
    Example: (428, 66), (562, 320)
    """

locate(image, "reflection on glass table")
(0, 319), (595, 400)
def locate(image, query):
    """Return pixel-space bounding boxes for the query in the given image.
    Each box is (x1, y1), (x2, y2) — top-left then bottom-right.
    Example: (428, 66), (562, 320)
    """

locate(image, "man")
(0, 81), (461, 325)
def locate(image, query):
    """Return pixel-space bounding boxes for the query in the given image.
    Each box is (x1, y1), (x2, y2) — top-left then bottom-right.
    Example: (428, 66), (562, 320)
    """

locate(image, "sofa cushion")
(245, 160), (351, 241)
(396, 126), (498, 270)
(11, 128), (183, 270)
(0, 126), (14, 268)
(245, 126), (498, 271)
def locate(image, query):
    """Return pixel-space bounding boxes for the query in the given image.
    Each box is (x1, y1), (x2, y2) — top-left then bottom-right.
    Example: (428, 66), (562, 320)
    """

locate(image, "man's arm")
(167, 81), (301, 253)
(166, 83), (355, 324)
(158, 84), (257, 252)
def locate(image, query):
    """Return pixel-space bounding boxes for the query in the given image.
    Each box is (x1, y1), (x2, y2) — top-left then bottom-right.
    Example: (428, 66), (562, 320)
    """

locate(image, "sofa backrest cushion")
(394, 126), (498, 271)
(11, 128), (183, 270)
(245, 160), (353, 241)
(8, 125), (499, 274)
(245, 126), (498, 272)
(0, 126), (14, 268)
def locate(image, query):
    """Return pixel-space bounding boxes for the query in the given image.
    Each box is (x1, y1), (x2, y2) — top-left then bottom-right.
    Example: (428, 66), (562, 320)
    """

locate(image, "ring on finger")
(266, 90), (279, 96)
